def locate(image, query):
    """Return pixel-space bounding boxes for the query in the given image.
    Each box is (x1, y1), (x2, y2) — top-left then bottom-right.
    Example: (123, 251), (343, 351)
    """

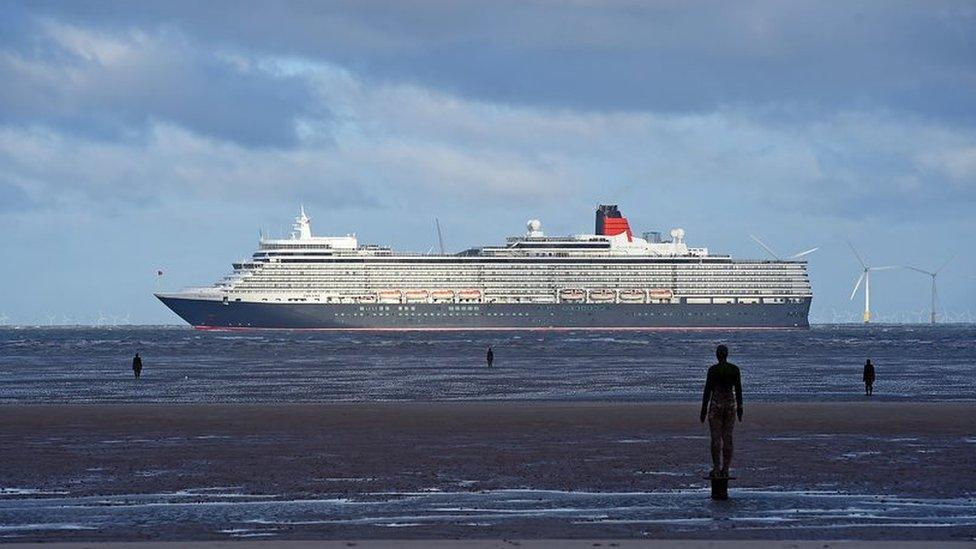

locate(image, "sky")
(0, 0), (974, 325)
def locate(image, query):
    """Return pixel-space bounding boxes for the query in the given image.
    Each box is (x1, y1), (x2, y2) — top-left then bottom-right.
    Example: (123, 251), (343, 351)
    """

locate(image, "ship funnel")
(595, 204), (633, 242)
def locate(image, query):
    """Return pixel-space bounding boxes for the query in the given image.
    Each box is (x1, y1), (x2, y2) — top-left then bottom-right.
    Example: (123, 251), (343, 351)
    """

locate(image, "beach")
(2, 541), (974, 549)
(1, 402), (973, 542)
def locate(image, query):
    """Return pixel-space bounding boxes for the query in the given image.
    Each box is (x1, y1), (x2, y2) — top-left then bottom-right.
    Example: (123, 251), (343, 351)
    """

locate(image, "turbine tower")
(904, 255), (954, 324)
(848, 241), (896, 324)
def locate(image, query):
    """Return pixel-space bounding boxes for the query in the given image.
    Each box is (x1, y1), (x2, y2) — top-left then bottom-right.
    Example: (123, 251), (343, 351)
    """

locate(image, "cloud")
(3, 56), (973, 225)
(21, 0), (976, 123)
(918, 146), (976, 185)
(0, 19), (322, 147)
(2, 3), (970, 222)
(0, 124), (371, 212)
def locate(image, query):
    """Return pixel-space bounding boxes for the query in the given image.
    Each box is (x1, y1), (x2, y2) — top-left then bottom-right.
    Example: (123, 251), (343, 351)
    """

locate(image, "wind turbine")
(848, 241), (896, 324)
(749, 235), (819, 260)
(904, 255), (954, 324)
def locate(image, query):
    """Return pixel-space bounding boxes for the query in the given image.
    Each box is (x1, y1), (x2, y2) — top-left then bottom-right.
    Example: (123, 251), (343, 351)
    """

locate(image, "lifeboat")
(457, 289), (482, 301)
(403, 289), (430, 302)
(618, 289), (646, 303)
(559, 289), (585, 302)
(357, 294), (378, 303)
(648, 288), (674, 300)
(588, 289), (616, 303)
(377, 290), (402, 303)
(430, 289), (455, 302)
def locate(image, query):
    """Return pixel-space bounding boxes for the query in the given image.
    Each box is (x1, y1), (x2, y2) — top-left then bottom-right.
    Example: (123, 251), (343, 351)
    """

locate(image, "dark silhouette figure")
(486, 346), (494, 368)
(700, 344), (743, 478)
(132, 353), (143, 379)
(863, 359), (875, 396)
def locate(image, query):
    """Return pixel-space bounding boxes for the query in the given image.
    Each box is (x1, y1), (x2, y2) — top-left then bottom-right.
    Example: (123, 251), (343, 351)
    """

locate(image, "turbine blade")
(903, 265), (932, 275)
(936, 253), (956, 274)
(791, 247), (820, 259)
(750, 234), (780, 260)
(847, 240), (867, 269)
(850, 272), (865, 301)
(871, 265), (898, 271)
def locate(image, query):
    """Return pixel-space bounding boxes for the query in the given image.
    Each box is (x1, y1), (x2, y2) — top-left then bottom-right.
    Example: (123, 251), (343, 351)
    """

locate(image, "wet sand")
(3, 541), (974, 548)
(1, 402), (974, 542)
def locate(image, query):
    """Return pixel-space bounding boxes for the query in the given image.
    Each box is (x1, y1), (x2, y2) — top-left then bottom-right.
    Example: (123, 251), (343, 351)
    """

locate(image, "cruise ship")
(156, 205), (812, 330)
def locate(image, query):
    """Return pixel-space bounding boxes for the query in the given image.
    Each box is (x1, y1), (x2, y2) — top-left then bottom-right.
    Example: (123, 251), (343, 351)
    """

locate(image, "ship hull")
(157, 295), (811, 330)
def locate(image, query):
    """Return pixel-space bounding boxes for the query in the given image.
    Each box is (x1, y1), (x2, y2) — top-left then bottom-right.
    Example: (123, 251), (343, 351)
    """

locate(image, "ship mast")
(293, 206), (312, 240)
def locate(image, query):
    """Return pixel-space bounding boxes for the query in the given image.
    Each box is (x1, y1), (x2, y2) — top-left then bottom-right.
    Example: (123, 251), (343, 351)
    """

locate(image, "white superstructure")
(169, 206), (811, 309)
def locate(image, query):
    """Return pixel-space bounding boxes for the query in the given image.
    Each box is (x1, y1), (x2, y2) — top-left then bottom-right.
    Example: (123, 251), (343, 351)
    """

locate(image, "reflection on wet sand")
(0, 402), (973, 541)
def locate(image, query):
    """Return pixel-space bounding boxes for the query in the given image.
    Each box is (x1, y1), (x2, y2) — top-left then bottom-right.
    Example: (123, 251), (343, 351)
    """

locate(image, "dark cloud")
(18, 0), (976, 124)
(0, 12), (324, 148)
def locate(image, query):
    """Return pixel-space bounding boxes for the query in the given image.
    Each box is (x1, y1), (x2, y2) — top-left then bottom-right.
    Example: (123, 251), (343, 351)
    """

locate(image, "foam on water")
(0, 523), (97, 531)
(4, 485), (971, 538)
(0, 488), (69, 496)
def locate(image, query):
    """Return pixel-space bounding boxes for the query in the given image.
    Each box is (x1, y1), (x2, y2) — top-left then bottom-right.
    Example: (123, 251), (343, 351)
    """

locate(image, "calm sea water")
(0, 325), (973, 403)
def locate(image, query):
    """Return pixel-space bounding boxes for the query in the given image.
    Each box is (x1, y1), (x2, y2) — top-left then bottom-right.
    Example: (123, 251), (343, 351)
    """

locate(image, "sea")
(0, 324), (973, 403)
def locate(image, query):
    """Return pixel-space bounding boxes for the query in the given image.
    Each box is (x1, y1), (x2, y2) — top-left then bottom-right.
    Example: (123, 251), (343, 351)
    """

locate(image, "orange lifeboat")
(457, 289), (482, 301)
(559, 289), (585, 302)
(403, 289), (429, 302)
(588, 289), (616, 303)
(648, 288), (674, 300)
(618, 289), (646, 303)
(377, 290), (402, 303)
(430, 289), (455, 302)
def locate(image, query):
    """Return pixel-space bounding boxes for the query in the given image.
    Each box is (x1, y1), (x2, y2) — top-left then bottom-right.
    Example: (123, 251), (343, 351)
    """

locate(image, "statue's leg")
(721, 411), (734, 475)
(708, 411), (721, 475)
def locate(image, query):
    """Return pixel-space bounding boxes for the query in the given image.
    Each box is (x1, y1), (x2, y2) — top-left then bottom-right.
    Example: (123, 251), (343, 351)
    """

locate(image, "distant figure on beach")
(486, 346), (494, 368)
(700, 344), (743, 478)
(863, 359), (875, 396)
(132, 353), (143, 379)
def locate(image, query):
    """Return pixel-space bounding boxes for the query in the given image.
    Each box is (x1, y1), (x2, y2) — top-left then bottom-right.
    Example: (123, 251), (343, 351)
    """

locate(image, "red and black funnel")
(595, 204), (632, 242)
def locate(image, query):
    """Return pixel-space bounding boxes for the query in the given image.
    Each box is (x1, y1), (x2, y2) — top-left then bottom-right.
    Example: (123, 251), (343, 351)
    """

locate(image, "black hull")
(157, 295), (811, 330)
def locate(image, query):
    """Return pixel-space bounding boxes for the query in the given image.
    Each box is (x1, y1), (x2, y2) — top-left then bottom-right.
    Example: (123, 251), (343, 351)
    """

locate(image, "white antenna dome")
(526, 219), (544, 237)
(670, 228), (685, 243)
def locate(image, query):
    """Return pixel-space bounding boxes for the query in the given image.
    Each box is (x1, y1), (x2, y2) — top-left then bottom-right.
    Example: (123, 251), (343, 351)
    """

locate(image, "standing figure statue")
(486, 346), (494, 368)
(700, 344), (743, 478)
(863, 359), (875, 396)
(132, 352), (143, 379)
